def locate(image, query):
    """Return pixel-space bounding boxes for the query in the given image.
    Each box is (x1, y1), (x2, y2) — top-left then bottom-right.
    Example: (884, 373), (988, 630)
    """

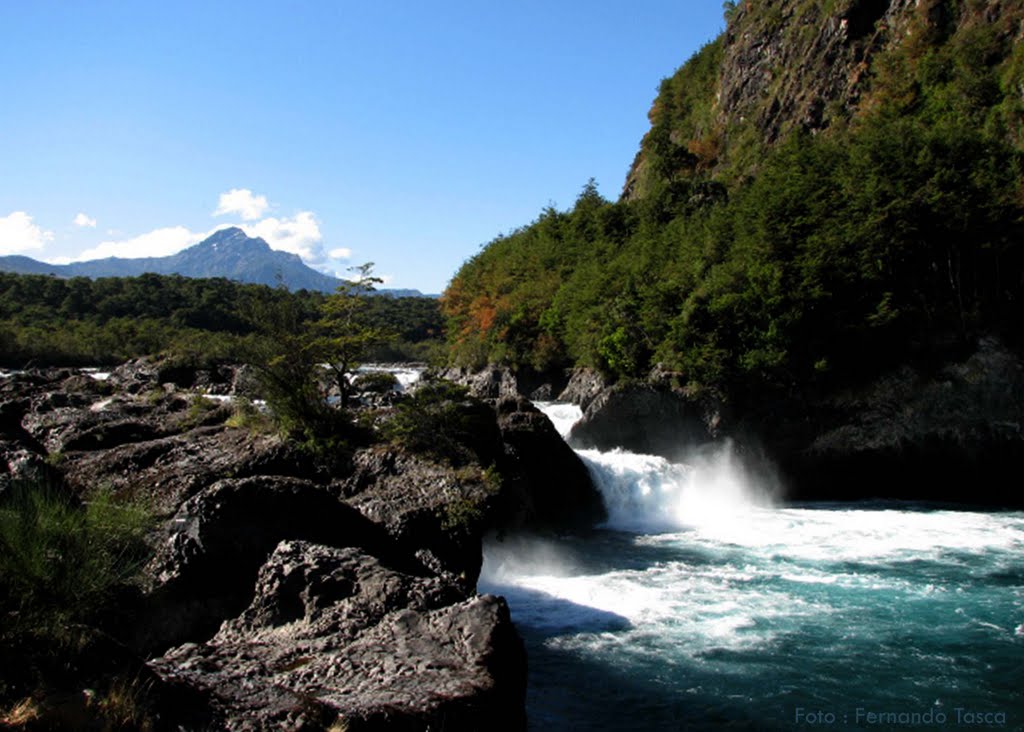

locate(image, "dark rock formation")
(714, 0), (918, 145)
(495, 396), (606, 527)
(1, 362), (577, 727)
(773, 337), (1024, 505)
(151, 541), (526, 731)
(435, 365), (571, 403)
(541, 337), (1024, 507)
(337, 447), (500, 586)
(62, 425), (320, 516)
(569, 383), (716, 460)
(435, 365), (521, 400)
(141, 475), (403, 652)
(556, 367), (608, 411)
(0, 440), (53, 495)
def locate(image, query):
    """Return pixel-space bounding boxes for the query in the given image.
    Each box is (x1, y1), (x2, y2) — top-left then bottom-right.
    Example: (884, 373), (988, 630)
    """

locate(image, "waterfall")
(354, 364), (424, 392)
(482, 401), (1024, 731)
(535, 402), (770, 533)
(532, 401), (582, 439)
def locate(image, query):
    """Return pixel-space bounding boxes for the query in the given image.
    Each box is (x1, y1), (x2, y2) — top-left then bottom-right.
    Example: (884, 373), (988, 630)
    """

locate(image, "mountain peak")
(200, 227), (270, 252)
(0, 226), (426, 297)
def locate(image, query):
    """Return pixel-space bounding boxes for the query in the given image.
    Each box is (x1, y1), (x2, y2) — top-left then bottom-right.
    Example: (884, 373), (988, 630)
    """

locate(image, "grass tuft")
(0, 479), (152, 638)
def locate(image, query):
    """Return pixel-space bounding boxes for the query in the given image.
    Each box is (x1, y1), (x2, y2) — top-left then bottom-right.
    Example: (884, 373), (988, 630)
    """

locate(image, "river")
(479, 403), (1024, 731)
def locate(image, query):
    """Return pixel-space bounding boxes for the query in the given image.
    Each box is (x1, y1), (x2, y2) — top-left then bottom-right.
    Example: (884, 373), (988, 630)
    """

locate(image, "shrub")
(354, 370), (399, 394)
(382, 381), (489, 465)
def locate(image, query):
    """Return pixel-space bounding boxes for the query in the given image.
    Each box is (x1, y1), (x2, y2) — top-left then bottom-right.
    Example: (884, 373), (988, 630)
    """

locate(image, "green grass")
(224, 397), (275, 434)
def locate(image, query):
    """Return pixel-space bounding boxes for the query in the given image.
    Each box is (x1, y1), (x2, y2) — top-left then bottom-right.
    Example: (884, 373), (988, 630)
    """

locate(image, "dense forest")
(0, 273), (444, 367)
(442, 0), (1024, 401)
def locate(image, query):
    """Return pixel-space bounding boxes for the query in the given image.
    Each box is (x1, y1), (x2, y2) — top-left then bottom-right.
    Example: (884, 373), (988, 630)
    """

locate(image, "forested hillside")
(442, 0), (1024, 400)
(0, 273), (443, 367)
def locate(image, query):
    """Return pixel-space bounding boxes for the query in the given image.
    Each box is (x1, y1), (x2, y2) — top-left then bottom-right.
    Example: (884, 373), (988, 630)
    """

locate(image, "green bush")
(354, 370), (400, 394)
(382, 381), (486, 465)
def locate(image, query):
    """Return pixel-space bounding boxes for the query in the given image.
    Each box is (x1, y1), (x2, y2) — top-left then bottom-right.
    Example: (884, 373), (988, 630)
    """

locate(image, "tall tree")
(309, 263), (391, 408)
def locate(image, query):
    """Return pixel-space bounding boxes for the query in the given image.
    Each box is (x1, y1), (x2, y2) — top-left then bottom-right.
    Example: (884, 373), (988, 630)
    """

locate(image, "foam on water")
(480, 506), (1024, 729)
(578, 444), (773, 533)
(486, 402), (1024, 729)
(534, 401), (583, 439)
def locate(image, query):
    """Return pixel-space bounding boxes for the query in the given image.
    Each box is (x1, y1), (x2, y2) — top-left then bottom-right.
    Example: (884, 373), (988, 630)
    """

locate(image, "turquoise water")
(481, 405), (1024, 731)
(482, 507), (1023, 730)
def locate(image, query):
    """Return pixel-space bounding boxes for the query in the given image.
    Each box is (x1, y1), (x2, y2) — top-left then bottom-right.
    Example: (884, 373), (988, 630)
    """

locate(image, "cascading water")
(479, 403), (1024, 731)
(354, 364), (424, 392)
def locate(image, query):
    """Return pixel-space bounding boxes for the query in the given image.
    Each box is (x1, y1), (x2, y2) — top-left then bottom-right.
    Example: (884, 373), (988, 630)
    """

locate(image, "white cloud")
(73, 212), (97, 228)
(241, 211), (324, 262)
(214, 188), (269, 221)
(328, 247), (352, 259)
(75, 226), (205, 261)
(62, 191), (326, 267)
(0, 211), (54, 255)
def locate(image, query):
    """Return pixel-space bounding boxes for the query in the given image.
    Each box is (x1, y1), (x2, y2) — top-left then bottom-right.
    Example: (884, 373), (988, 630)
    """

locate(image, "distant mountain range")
(0, 227), (428, 297)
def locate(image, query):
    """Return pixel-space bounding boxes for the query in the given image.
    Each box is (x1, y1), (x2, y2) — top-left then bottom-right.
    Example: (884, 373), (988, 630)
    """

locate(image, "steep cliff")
(440, 0), (1024, 502)
(444, 0), (1023, 385)
(624, 0), (1024, 198)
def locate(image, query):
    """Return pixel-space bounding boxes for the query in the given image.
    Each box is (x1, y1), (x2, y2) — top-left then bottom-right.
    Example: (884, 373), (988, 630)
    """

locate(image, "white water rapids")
(480, 401), (1024, 731)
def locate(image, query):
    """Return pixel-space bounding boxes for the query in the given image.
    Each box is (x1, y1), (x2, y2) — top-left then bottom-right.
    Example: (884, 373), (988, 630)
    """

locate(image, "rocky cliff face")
(625, 0), (1024, 197)
(716, 0), (913, 143)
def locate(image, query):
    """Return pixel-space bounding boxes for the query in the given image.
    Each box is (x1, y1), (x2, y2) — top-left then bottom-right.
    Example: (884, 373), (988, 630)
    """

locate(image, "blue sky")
(0, 1), (725, 293)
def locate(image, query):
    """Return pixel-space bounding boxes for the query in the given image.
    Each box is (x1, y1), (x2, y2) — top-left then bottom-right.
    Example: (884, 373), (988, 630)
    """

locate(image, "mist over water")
(480, 403), (1024, 730)
(579, 442), (774, 533)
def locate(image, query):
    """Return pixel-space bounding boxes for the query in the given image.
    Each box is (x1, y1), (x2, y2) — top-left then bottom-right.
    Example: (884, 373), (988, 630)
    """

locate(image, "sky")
(0, 1), (725, 294)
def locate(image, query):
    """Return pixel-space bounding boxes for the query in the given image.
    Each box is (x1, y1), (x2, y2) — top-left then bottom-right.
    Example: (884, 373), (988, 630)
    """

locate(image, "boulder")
(139, 476), (402, 652)
(60, 421), (326, 516)
(156, 361), (237, 394)
(0, 439), (54, 496)
(337, 447), (499, 586)
(494, 396), (606, 528)
(568, 383), (716, 459)
(556, 367), (608, 410)
(107, 358), (161, 394)
(18, 386), (233, 455)
(150, 541), (527, 731)
(434, 366), (571, 403)
(0, 361), (535, 726)
(776, 336), (1024, 505)
(434, 366), (520, 400)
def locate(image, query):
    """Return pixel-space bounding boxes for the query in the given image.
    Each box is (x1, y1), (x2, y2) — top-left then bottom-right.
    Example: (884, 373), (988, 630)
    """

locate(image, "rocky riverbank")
(0, 359), (603, 730)
(439, 335), (1024, 507)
